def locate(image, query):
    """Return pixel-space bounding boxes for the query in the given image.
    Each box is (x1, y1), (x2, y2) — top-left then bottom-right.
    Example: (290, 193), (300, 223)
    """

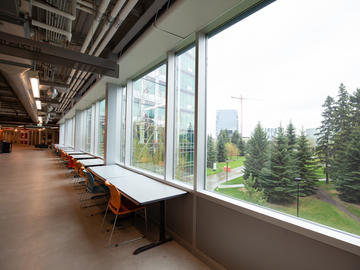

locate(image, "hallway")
(0, 145), (209, 270)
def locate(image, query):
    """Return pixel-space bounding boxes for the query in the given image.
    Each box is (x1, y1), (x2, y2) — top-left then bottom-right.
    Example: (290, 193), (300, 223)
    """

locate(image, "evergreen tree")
(218, 129), (230, 144)
(243, 123), (268, 187)
(286, 121), (298, 177)
(297, 130), (320, 195)
(237, 136), (246, 156)
(216, 132), (227, 162)
(331, 84), (352, 183)
(259, 127), (296, 204)
(231, 130), (240, 146)
(207, 135), (217, 168)
(316, 96), (335, 184)
(349, 88), (360, 127)
(336, 126), (360, 203)
(286, 121), (297, 152)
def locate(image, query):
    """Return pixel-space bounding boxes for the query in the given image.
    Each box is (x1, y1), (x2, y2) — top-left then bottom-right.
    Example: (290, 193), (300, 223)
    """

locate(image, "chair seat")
(88, 184), (107, 194)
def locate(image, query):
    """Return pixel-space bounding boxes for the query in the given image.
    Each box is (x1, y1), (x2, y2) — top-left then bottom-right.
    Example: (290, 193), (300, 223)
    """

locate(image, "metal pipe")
(77, 0), (94, 9)
(76, 4), (95, 15)
(64, 0), (111, 87)
(66, 0), (77, 42)
(32, 0), (76, 20)
(61, 0), (136, 110)
(95, 0), (140, 56)
(32, 19), (72, 41)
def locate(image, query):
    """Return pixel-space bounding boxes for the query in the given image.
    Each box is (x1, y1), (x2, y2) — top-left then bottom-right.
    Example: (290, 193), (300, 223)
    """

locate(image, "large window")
(131, 64), (166, 175)
(97, 99), (106, 157)
(174, 47), (195, 184)
(119, 87), (127, 163)
(206, 0), (360, 237)
(85, 107), (92, 152)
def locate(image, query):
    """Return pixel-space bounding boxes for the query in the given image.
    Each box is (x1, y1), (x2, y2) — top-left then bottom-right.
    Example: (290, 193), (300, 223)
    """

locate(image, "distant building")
(216, 110), (238, 136)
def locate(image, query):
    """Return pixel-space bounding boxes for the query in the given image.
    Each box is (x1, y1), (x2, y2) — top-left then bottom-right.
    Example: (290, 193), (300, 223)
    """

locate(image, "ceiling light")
(36, 100), (42, 110)
(38, 116), (43, 123)
(29, 71), (40, 98)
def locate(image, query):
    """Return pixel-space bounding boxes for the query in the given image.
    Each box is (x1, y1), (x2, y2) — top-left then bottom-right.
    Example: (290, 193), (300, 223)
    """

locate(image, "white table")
(88, 165), (187, 255)
(65, 151), (84, 155)
(71, 154), (96, 160)
(89, 165), (134, 179)
(80, 158), (104, 167)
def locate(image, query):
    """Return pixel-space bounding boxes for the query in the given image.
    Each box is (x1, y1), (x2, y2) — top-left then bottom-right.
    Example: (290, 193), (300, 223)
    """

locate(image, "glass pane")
(206, 0), (360, 237)
(98, 100), (106, 157)
(85, 108), (92, 152)
(131, 64), (166, 175)
(174, 47), (195, 184)
(120, 87), (126, 163)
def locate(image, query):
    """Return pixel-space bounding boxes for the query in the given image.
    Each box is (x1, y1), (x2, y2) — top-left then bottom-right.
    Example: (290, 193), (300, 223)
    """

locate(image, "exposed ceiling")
(0, 0), (175, 126)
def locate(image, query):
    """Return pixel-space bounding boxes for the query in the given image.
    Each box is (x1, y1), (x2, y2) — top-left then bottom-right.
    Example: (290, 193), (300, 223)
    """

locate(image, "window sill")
(196, 189), (360, 257)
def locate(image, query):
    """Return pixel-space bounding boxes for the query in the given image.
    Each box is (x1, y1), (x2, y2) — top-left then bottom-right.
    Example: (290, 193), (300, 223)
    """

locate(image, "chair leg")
(144, 207), (148, 236)
(101, 204), (109, 230)
(108, 213), (119, 246)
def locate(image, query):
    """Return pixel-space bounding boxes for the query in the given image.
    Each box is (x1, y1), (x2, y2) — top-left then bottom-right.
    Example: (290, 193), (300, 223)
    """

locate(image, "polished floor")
(0, 145), (209, 270)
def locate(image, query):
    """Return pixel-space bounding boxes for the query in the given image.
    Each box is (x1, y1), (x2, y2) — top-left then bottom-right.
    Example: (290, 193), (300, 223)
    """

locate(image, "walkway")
(206, 166), (244, 191)
(0, 145), (209, 270)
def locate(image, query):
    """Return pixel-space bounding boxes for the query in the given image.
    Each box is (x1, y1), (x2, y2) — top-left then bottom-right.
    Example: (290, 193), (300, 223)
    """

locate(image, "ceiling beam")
(112, 0), (169, 54)
(0, 32), (119, 78)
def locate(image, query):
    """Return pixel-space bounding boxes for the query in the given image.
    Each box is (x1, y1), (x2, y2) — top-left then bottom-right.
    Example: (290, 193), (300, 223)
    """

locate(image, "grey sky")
(207, 0), (360, 137)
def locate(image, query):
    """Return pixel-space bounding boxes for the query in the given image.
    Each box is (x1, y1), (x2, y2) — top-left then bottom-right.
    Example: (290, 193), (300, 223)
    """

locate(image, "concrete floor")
(0, 145), (210, 270)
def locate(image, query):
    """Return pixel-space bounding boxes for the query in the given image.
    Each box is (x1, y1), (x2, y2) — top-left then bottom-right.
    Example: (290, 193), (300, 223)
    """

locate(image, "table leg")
(133, 200), (172, 255)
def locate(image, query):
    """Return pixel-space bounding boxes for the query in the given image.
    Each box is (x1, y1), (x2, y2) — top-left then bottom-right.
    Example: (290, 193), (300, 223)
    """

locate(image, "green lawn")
(222, 176), (244, 185)
(207, 156), (245, 176)
(215, 186), (360, 236)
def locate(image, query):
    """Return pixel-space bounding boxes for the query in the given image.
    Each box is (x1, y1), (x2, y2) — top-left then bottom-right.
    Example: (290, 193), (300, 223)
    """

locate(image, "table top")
(109, 175), (187, 206)
(71, 154), (96, 159)
(80, 158), (104, 167)
(65, 151), (84, 155)
(88, 165), (187, 206)
(89, 165), (134, 179)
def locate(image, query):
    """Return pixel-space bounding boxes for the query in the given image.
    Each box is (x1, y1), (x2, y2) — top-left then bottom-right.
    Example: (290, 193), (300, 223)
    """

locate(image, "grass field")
(222, 176), (244, 185)
(206, 156), (245, 176)
(215, 184), (360, 236)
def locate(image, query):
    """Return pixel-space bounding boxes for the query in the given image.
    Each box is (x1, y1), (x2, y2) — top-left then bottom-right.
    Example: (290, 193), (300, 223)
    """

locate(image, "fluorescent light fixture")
(36, 100), (42, 110)
(30, 77), (40, 98)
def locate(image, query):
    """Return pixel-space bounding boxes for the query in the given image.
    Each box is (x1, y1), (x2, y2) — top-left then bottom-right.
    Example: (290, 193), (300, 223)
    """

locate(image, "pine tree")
(331, 84), (352, 183)
(237, 136), (246, 156)
(218, 129), (230, 144)
(316, 95), (335, 184)
(297, 130), (320, 195)
(243, 123), (268, 187)
(259, 127), (297, 204)
(207, 135), (216, 168)
(286, 121), (298, 178)
(231, 130), (240, 145)
(286, 121), (297, 152)
(349, 88), (360, 127)
(216, 132), (227, 162)
(336, 126), (360, 203)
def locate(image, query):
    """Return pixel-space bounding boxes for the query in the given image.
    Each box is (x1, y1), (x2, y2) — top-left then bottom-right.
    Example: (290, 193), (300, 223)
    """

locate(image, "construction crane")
(231, 95), (259, 136)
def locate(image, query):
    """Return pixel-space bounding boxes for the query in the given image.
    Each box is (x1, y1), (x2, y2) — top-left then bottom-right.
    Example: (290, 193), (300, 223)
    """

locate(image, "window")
(97, 99), (106, 157)
(119, 87), (126, 163)
(206, 0), (360, 237)
(85, 107), (92, 152)
(131, 64), (167, 175)
(174, 47), (195, 184)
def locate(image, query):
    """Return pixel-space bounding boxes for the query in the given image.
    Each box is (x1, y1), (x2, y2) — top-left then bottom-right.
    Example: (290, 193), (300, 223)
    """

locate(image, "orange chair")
(101, 181), (147, 246)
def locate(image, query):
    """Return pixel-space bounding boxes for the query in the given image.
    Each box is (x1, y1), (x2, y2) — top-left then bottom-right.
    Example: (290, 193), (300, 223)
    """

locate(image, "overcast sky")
(206, 0), (360, 137)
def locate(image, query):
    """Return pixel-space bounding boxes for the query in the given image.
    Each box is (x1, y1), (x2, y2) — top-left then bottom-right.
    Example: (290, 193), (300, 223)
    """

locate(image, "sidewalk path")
(206, 166), (244, 191)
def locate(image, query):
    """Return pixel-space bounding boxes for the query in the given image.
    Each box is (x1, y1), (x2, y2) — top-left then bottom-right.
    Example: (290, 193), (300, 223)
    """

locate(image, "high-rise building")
(216, 110), (239, 136)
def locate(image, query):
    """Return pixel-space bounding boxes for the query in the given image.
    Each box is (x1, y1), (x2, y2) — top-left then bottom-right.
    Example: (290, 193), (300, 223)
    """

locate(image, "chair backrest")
(104, 181), (122, 214)
(84, 170), (95, 192)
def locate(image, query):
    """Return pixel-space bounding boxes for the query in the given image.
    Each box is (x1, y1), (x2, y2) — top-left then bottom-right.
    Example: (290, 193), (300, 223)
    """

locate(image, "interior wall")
(165, 195), (360, 270)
